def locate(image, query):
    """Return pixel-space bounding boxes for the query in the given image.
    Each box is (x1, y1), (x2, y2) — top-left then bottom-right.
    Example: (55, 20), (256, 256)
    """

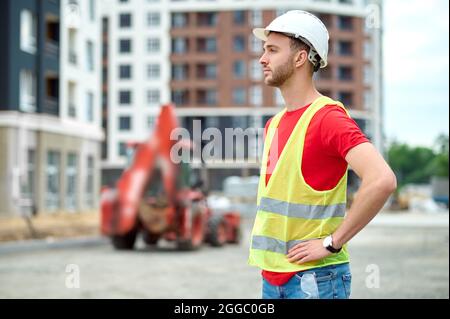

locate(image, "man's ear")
(294, 50), (308, 68)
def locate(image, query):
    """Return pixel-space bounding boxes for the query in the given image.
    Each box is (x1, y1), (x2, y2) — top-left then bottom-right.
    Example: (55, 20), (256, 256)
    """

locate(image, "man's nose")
(259, 53), (268, 66)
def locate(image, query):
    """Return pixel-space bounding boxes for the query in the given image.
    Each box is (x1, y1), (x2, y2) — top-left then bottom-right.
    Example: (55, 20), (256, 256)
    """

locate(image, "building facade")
(101, 0), (383, 190)
(0, 0), (103, 216)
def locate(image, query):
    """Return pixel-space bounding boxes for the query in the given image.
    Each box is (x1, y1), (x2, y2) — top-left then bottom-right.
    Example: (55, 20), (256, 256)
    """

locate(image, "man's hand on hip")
(287, 239), (331, 264)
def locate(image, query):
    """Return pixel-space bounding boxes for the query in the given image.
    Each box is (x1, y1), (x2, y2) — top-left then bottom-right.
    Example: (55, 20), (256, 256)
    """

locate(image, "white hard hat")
(253, 10), (329, 69)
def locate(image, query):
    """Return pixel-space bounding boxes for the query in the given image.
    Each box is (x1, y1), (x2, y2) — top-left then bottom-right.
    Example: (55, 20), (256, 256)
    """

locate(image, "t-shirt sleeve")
(319, 105), (370, 159)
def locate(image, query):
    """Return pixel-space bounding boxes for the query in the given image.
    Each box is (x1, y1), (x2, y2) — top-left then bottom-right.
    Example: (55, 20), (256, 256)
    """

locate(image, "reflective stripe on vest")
(258, 197), (346, 220)
(252, 235), (319, 254)
(248, 96), (351, 272)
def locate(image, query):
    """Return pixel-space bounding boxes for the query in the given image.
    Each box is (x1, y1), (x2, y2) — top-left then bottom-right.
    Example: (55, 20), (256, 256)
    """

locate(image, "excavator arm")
(101, 104), (183, 235)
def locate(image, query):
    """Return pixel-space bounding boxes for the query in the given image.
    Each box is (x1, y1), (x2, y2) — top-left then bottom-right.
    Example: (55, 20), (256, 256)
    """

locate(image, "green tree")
(426, 134), (449, 177)
(387, 135), (449, 189)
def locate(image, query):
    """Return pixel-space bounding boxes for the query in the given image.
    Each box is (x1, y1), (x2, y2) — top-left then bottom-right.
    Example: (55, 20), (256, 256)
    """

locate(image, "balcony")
(43, 97), (59, 116)
(68, 51), (77, 64)
(68, 103), (76, 118)
(45, 40), (59, 57)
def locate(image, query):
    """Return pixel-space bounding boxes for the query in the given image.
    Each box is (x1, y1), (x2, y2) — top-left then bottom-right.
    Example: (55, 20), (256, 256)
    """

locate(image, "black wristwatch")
(322, 235), (342, 253)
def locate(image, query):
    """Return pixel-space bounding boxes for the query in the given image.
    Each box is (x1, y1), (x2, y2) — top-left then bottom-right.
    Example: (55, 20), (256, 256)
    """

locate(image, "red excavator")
(100, 104), (241, 250)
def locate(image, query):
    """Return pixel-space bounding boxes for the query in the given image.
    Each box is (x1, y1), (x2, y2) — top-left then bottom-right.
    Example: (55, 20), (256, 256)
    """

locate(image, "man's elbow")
(377, 170), (397, 196)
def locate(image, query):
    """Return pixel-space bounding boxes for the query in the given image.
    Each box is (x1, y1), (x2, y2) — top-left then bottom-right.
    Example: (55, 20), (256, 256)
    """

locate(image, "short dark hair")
(289, 37), (310, 53)
(289, 37), (317, 74)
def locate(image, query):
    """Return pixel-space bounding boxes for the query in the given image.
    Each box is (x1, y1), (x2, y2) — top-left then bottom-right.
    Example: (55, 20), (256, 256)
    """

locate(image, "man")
(248, 10), (397, 299)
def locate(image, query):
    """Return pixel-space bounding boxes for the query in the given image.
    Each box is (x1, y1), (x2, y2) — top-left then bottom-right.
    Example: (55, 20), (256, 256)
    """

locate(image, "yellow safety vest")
(248, 96), (350, 272)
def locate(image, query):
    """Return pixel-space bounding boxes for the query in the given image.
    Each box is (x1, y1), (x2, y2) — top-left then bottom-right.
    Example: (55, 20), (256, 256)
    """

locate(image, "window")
(68, 81), (76, 118)
(338, 91), (354, 107)
(89, 0), (95, 21)
(233, 11), (246, 25)
(233, 60), (246, 79)
(147, 38), (160, 53)
(172, 38), (188, 53)
(250, 59), (261, 80)
(46, 151), (61, 211)
(118, 142), (128, 157)
(338, 16), (353, 30)
(68, 29), (77, 64)
(147, 89), (160, 105)
(119, 116), (132, 131)
(86, 92), (94, 122)
(338, 40), (353, 56)
(233, 35), (245, 52)
(250, 35), (262, 53)
(172, 13), (188, 27)
(119, 39), (132, 53)
(338, 66), (353, 81)
(206, 89), (217, 105)
(172, 64), (189, 80)
(86, 156), (94, 207)
(197, 38), (216, 53)
(20, 70), (36, 112)
(147, 64), (160, 79)
(196, 63), (217, 79)
(250, 86), (262, 106)
(233, 88), (246, 105)
(196, 89), (217, 105)
(22, 149), (36, 202)
(172, 90), (189, 106)
(86, 41), (94, 71)
(66, 153), (77, 211)
(119, 90), (132, 105)
(147, 12), (160, 27)
(197, 12), (217, 26)
(119, 13), (132, 28)
(119, 65), (132, 79)
(45, 17), (59, 46)
(251, 10), (262, 26)
(20, 10), (37, 54)
(147, 116), (155, 130)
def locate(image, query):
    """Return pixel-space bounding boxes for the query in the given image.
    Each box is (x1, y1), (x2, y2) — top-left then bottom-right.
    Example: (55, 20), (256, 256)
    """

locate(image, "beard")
(265, 58), (295, 87)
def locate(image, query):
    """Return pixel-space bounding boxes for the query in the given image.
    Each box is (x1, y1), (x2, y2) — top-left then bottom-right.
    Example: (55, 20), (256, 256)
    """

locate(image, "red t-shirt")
(262, 102), (369, 286)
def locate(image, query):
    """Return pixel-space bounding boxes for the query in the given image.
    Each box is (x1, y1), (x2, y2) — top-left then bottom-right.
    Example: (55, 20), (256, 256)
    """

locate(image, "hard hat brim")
(253, 28), (269, 41)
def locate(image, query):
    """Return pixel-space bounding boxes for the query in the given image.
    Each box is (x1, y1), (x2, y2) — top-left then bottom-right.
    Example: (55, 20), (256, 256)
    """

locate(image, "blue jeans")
(262, 263), (352, 299)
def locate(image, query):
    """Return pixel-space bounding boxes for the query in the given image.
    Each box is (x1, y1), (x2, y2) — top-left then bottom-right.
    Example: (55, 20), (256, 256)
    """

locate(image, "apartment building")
(101, 0), (383, 190)
(0, 0), (103, 216)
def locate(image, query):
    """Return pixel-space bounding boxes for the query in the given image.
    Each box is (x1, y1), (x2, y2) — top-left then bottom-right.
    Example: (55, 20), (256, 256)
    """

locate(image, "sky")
(383, 0), (449, 148)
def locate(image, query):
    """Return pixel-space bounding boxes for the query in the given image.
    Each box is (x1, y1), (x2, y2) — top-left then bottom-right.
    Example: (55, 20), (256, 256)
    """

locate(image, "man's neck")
(279, 74), (321, 112)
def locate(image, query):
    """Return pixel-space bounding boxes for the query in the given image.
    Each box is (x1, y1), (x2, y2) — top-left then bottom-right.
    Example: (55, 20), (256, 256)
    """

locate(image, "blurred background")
(0, 0), (448, 299)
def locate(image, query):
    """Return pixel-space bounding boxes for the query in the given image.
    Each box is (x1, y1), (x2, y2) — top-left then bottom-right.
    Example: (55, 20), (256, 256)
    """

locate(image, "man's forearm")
(332, 176), (396, 249)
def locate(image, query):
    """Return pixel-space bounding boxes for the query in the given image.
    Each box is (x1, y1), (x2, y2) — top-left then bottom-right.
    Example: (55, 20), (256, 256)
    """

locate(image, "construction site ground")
(0, 211), (99, 242)
(0, 210), (448, 299)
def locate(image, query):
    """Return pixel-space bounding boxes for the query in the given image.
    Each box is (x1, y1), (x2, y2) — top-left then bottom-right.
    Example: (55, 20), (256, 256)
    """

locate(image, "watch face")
(323, 236), (332, 247)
